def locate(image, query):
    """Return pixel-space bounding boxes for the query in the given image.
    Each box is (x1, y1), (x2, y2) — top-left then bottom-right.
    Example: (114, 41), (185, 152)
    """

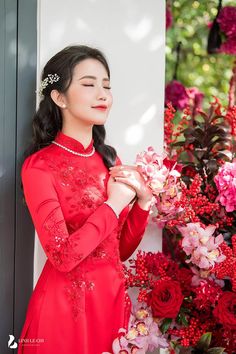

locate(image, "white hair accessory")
(37, 73), (60, 97)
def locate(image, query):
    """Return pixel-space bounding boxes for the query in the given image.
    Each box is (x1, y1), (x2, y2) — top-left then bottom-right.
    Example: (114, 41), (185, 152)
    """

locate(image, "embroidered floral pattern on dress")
(19, 131), (150, 353)
(42, 153), (107, 215)
(64, 269), (95, 320)
(89, 231), (124, 278)
(43, 207), (83, 269)
(64, 224), (127, 318)
(37, 149), (132, 321)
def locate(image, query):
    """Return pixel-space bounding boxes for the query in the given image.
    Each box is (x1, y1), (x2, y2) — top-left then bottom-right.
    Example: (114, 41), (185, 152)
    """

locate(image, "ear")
(50, 90), (67, 109)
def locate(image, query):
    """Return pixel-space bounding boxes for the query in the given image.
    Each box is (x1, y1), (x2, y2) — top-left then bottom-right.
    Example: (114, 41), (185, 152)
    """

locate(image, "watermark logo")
(8, 335), (18, 349)
(8, 334), (45, 348)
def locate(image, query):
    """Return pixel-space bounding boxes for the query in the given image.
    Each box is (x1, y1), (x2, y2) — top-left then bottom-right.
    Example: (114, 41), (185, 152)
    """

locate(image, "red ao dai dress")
(18, 131), (150, 354)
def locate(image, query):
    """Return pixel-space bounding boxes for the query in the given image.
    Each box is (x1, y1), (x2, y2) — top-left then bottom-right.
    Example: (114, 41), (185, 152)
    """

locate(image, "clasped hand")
(109, 164), (153, 203)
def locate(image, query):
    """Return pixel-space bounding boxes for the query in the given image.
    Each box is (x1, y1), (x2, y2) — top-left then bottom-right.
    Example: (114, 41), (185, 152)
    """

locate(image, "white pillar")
(35, 0), (165, 295)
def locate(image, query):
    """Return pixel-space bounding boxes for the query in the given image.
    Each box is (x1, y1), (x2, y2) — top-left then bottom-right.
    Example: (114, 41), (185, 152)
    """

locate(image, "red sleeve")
(22, 163), (119, 273)
(115, 155), (150, 261)
(119, 201), (150, 261)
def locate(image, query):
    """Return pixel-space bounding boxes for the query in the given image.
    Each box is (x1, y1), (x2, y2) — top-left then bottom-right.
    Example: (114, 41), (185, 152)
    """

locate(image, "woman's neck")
(61, 121), (93, 149)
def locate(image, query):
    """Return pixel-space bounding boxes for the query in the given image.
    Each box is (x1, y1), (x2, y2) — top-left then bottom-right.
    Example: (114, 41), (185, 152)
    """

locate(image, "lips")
(92, 105), (108, 111)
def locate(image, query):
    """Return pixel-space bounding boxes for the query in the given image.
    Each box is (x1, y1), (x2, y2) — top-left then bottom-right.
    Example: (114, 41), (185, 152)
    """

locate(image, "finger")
(114, 176), (138, 189)
(109, 165), (137, 171)
(109, 170), (133, 178)
(114, 177), (137, 193)
(110, 171), (142, 184)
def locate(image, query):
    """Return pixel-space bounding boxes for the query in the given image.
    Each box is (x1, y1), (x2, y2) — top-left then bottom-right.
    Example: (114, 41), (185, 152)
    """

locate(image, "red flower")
(220, 36), (236, 55)
(165, 80), (189, 111)
(166, 7), (173, 30)
(217, 6), (236, 55)
(213, 291), (236, 330)
(217, 6), (236, 37)
(149, 280), (184, 318)
(176, 267), (193, 293)
(186, 87), (204, 115)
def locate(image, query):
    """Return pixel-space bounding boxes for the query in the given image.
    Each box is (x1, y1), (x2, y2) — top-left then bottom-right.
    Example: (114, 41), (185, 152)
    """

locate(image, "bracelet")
(104, 201), (119, 219)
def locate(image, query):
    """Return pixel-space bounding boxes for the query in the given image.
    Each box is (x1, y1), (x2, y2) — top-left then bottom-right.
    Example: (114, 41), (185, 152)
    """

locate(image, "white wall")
(35, 0), (165, 287)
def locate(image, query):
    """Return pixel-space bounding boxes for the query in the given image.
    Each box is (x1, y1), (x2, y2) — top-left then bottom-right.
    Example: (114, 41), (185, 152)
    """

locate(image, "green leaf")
(178, 311), (189, 326)
(196, 332), (212, 350)
(170, 340), (178, 350)
(160, 318), (172, 333)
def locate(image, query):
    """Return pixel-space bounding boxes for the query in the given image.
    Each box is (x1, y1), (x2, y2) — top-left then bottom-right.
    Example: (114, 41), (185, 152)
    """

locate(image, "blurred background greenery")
(165, 0), (236, 109)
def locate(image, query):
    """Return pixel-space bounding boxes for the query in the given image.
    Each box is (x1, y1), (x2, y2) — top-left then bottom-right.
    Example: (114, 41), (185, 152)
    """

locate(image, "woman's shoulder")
(21, 145), (53, 176)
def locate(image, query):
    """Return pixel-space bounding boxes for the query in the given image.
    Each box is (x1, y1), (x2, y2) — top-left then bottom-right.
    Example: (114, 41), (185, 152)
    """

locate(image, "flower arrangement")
(217, 6), (236, 55)
(165, 81), (204, 114)
(207, 3), (236, 55)
(111, 98), (236, 353)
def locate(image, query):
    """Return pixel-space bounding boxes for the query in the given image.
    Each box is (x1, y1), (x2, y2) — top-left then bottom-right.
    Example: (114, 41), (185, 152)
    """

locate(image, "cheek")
(108, 93), (113, 107)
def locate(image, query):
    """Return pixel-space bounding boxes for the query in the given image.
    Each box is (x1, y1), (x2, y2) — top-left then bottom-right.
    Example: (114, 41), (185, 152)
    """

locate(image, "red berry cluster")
(193, 281), (222, 310)
(124, 251), (180, 294)
(213, 326), (236, 353)
(225, 106), (236, 136)
(137, 289), (149, 303)
(164, 103), (176, 148)
(184, 166), (197, 178)
(124, 251), (150, 289)
(221, 328), (236, 353)
(218, 215), (234, 228)
(164, 103), (191, 152)
(168, 318), (209, 347)
(170, 174), (220, 226)
(145, 251), (179, 280)
(213, 237), (236, 291)
(204, 184), (217, 199)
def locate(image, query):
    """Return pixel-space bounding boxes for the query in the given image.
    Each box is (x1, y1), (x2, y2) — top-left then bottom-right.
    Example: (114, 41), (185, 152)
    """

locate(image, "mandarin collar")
(54, 131), (94, 154)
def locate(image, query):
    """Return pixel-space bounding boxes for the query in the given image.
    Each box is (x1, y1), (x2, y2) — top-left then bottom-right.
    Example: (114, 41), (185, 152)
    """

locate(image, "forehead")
(73, 58), (109, 78)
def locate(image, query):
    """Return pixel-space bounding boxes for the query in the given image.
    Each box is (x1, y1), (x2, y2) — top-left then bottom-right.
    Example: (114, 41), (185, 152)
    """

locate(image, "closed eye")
(82, 84), (111, 89)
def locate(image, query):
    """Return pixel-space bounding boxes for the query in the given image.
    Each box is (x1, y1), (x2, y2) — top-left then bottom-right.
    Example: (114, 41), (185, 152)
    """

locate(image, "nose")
(97, 86), (108, 101)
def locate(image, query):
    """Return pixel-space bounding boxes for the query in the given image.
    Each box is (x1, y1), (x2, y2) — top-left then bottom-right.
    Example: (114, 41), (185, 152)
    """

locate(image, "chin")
(91, 116), (108, 125)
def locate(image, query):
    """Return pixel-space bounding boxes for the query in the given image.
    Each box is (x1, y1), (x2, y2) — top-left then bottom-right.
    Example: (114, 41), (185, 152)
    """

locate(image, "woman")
(18, 45), (152, 354)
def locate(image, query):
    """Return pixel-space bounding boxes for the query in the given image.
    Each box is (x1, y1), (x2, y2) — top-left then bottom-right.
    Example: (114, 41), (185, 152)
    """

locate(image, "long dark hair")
(24, 45), (117, 168)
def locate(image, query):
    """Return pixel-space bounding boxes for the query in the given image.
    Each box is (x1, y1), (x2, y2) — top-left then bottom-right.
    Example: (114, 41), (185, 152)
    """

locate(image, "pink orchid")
(136, 147), (182, 195)
(214, 160), (236, 212)
(136, 147), (183, 226)
(136, 147), (184, 227)
(136, 148), (169, 193)
(191, 266), (225, 288)
(154, 179), (183, 227)
(178, 223), (226, 269)
(112, 305), (168, 354)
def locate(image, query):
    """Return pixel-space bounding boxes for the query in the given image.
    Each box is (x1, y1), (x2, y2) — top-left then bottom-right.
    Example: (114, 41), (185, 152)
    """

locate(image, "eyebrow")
(79, 75), (110, 82)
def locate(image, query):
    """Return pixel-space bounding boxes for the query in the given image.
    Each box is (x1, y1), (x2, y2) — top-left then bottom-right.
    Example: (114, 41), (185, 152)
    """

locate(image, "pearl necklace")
(52, 141), (95, 157)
